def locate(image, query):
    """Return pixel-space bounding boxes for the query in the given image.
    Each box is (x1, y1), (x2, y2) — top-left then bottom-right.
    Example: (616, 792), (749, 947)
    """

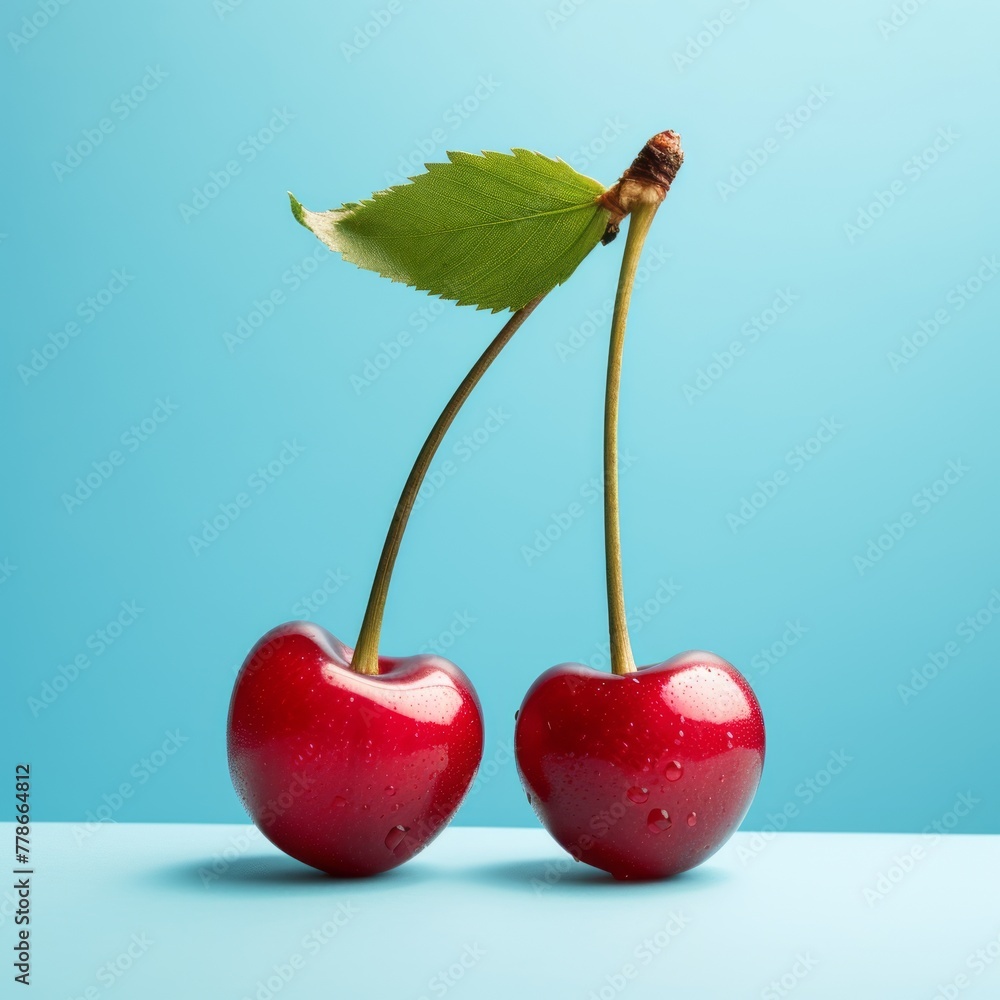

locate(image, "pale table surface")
(4, 822), (998, 999)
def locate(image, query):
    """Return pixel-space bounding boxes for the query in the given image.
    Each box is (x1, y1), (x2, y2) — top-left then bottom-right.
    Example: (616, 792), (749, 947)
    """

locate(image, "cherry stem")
(351, 294), (546, 675)
(604, 201), (660, 676)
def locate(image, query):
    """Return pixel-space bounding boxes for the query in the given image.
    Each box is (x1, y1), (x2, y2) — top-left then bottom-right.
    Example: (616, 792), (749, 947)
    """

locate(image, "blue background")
(4, 0), (998, 835)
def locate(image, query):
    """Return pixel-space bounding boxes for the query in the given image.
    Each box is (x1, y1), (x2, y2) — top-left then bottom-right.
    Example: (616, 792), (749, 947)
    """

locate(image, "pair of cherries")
(227, 131), (765, 881)
(228, 625), (764, 879)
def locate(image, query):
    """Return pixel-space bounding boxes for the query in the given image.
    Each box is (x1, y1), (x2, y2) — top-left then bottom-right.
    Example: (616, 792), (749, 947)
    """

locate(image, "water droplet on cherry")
(332, 796), (347, 808)
(384, 825), (410, 853)
(627, 786), (649, 804)
(664, 761), (683, 781)
(687, 812), (697, 827)
(647, 809), (672, 833)
(385, 785), (396, 796)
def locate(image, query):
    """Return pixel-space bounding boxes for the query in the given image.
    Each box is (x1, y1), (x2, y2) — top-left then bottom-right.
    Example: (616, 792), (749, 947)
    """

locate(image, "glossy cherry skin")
(514, 651), (764, 879)
(227, 621), (484, 876)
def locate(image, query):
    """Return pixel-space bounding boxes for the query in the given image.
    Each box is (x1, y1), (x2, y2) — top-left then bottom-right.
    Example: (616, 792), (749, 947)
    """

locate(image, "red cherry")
(514, 650), (764, 879)
(227, 621), (484, 876)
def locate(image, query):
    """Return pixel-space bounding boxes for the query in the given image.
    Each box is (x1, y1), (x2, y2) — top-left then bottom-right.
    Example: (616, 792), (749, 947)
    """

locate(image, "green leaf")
(290, 149), (611, 312)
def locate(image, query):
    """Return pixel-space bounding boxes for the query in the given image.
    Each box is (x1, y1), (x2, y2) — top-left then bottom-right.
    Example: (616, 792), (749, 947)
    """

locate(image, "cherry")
(514, 651), (764, 879)
(228, 622), (483, 875)
(514, 132), (766, 879)
(226, 297), (544, 876)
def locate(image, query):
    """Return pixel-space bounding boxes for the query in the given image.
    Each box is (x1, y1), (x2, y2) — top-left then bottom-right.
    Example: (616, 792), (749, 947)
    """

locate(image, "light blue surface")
(4, 0), (999, 833)
(7, 822), (1000, 999)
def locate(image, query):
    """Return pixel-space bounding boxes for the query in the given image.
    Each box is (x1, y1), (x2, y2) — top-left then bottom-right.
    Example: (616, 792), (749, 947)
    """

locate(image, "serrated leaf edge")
(288, 149), (610, 312)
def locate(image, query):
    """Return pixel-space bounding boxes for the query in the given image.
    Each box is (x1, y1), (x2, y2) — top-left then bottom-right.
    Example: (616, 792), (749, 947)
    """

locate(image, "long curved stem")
(352, 294), (546, 675)
(604, 201), (659, 676)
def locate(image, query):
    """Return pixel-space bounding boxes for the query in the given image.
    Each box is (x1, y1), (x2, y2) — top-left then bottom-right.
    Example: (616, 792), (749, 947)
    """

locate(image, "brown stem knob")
(599, 131), (684, 243)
